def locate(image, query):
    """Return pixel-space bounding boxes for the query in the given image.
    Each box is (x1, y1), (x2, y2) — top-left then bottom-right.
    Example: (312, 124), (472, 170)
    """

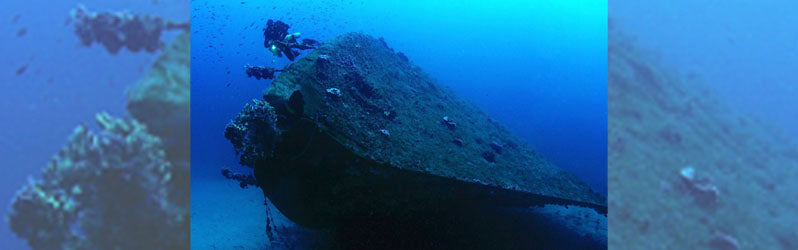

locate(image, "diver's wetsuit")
(274, 40), (315, 61)
(263, 19), (290, 48)
(263, 19), (317, 61)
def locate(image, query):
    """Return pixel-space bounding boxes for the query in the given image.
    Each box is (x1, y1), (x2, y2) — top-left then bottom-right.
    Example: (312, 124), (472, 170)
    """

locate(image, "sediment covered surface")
(608, 24), (798, 249)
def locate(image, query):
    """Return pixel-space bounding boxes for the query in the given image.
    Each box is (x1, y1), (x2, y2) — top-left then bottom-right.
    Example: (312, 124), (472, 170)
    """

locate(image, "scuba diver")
(243, 20), (317, 82)
(263, 19), (318, 61)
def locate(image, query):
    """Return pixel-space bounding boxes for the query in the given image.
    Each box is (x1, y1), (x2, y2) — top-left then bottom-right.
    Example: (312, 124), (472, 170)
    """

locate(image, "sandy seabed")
(191, 176), (270, 249)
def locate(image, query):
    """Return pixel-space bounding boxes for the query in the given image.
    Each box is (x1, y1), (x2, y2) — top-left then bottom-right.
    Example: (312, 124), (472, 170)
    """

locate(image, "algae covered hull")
(226, 32), (605, 243)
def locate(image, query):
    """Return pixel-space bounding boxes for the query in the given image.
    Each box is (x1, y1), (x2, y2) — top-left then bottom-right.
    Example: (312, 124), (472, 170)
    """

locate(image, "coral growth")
(244, 64), (281, 80)
(679, 166), (720, 206)
(221, 168), (259, 188)
(7, 113), (188, 250)
(441, 116), (457, 130)
(224, 99), (281, 167)
(325, 87), (342, 98)
(71, 5), (188, 54)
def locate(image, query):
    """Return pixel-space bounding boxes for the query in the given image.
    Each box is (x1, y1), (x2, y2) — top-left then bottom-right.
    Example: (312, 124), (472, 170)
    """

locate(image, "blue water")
(611, 0), (798, 140)
(0, 1), (188, 249)
(191, 0), (608, 195)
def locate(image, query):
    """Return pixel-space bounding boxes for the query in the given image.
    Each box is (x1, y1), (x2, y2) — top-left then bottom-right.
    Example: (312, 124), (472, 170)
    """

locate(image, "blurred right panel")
(608, 1), (798, 249)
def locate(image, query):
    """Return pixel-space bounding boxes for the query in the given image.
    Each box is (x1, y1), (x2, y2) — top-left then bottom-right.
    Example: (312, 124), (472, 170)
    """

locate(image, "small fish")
(226, 82), (232, 87)
(16, 64), (28, 76)
(16, 28), (27, 37)
(11, 14), (20, 24)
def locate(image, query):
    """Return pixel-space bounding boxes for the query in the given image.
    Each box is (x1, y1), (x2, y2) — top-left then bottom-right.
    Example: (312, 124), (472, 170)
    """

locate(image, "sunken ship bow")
(226, 32), (606, 248)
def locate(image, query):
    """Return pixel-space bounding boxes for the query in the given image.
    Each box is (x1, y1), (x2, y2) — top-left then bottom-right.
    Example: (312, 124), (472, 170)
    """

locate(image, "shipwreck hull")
(227, 32), (606, 247)
(257, 117), (604, 248)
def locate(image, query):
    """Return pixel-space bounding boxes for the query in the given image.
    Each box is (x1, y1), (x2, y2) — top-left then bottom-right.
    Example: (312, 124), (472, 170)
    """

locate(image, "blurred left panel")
(0, 1), (190, 249)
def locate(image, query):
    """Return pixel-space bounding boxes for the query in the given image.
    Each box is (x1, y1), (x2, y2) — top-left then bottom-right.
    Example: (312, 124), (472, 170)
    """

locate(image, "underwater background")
(0, 1), (188, 249)
(191, 0), (606, 248)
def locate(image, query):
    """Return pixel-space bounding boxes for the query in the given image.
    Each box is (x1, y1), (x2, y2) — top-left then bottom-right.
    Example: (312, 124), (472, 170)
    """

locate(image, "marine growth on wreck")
(224, 32), (607, 248)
